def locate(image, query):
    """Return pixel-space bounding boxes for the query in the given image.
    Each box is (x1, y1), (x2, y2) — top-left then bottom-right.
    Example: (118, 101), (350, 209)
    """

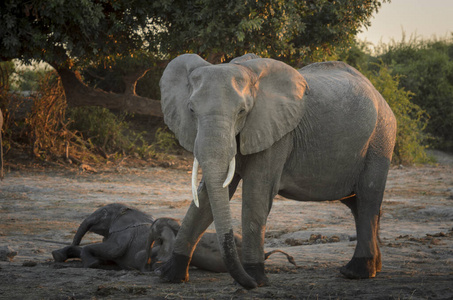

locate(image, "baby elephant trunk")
(72, 218), (92, 246)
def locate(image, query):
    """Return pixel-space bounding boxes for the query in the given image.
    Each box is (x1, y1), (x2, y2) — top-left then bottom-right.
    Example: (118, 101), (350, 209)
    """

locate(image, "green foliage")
(154, 128), (177, 152)
(151, 0), (388, 63)
(67, 107), (131, 153)
(0, 61), (16, 147)
(377, 35), (453, 150)
(3, 69), (165, 163)
(1, 0), (387, 66)
(66, 107), (180, 160)
(335, 41), (377, 69)
(362, 63), (430, 164)
(0, 0), (154, 64)
(15, 66), (50, 91)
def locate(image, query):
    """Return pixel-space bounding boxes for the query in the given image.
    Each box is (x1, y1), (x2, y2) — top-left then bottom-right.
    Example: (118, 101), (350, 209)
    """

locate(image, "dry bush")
(25, 71), (100, 163)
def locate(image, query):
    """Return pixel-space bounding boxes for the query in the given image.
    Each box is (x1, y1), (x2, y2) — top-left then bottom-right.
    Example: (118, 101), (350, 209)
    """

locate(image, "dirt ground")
(1, 153), (452, 299)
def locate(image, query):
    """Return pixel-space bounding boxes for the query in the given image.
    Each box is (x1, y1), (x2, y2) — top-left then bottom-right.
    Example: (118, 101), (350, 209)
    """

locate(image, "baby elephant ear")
(160, 54), (211, 152)
(237, 58), (309, 155)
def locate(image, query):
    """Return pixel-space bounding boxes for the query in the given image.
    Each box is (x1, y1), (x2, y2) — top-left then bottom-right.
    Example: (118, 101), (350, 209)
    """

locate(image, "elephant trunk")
(192, 157), (235, 207)
(72, 217), (93, 246)
(195, 128), (257, 289)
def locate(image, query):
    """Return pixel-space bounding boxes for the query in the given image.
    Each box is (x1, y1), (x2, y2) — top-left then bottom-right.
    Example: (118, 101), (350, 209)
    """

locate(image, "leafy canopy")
(0, 0), (154, 64)
(151, 0), (387, 63)
(1, 0), (387, 65)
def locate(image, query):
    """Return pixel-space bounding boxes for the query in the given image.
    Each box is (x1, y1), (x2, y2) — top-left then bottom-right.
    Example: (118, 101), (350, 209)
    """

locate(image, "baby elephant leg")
(80, 242), (126, 268)
(52, 246), (82, 262)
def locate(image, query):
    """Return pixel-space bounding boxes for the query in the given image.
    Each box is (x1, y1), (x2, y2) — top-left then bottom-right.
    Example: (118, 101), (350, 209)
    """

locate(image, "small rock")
(79, 164), (97, 173)
(432, 232), (446, 237)
(309, 234), (326, 242)
(430, 239), (443, 246)
(23, 260), (37, 267)
(0, 246), (18, 261)
(329, 235), (341, 243)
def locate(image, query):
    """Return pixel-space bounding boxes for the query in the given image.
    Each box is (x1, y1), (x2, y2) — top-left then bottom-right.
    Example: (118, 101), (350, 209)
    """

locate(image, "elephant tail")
(264, 249), (297, 267)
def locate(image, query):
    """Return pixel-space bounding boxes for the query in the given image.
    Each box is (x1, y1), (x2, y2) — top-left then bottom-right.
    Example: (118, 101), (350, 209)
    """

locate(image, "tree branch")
(52, 64), (163, 117)
(123, 68), (150, 96)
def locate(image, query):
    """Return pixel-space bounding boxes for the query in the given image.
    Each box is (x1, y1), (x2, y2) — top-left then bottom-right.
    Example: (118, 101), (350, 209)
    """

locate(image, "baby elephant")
(52, 203), (154, 271)
(149, 218), (296, 273)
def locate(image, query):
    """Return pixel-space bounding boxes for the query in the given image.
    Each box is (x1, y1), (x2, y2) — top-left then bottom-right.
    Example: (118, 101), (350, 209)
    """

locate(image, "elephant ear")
(236, 58), (308, 155)
(160, 54), (211, 152)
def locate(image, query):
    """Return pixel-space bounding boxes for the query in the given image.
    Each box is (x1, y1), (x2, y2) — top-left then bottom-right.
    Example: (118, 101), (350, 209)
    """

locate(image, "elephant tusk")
(192, 157), (200, 207)
(222, 157), (236, 188)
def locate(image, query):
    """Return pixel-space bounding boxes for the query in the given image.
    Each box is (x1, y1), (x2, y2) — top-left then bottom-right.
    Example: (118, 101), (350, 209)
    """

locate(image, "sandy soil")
(0, 156), (452, 299)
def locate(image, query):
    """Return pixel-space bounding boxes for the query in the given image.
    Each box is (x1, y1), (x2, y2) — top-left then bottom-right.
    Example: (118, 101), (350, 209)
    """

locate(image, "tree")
(1, 0), (388, 117)
(1, 0), (162, 116)
(152, 0), (388, 65)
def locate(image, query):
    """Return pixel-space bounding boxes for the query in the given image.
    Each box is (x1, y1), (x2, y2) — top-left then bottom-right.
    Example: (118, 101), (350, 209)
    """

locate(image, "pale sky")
(357, 0), (453, 45)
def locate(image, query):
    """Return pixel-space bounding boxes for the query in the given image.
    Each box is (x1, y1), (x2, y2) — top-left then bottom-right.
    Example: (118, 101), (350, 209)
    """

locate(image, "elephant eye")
(188, 103), (194, 113)
(238, 108), (246, 115)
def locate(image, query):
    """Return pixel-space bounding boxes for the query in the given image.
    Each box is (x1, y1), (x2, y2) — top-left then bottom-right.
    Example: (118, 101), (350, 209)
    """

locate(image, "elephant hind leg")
(52, 246), (82, 262)
(340, 154), (389, 279)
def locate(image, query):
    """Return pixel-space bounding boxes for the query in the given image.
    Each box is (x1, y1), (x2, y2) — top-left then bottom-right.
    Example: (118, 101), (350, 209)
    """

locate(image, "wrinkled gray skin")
(157, 54), (397, 288)
(149, 218), (296, 273)
(52, 203), (154, 271)
(0, 108), (3, 180)
(150, 218), (242, 273)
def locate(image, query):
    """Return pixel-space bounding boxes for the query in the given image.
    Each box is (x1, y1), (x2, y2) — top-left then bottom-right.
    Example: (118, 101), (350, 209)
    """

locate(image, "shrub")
(22, 71), (161, 163)
(377, 35), (453, 150)
(362, 63), (430, 164)
(25, 71), (70, 160)
(154, 127), (177, 152)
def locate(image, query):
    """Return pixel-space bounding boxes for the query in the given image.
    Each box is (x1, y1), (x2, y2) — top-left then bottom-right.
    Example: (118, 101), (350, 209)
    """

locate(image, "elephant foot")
(81, 251), (101, 268)
(52, 248), (68, 262)
(244, 263), (269, 287)
(340, 257), (379, 279)
(155, 253), (190, 283)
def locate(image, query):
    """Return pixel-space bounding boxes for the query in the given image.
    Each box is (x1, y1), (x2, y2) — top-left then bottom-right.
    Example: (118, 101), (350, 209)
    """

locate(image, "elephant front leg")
(241, 168), (281, 287)
(241, 138), (291, 286)
(156, 181), (214, 283)
(241, 190), (273, 287)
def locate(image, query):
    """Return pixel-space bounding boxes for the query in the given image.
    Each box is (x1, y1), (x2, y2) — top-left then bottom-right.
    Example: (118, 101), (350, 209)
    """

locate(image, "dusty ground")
(1, 154), (452, 299)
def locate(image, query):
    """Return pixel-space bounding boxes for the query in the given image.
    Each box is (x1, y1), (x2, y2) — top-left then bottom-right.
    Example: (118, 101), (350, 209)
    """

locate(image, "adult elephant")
(157, 54), (397, 289)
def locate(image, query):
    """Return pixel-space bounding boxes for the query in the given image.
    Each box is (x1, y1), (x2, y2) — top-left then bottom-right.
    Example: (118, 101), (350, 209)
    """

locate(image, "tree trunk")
(53, 65), (163, 117)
